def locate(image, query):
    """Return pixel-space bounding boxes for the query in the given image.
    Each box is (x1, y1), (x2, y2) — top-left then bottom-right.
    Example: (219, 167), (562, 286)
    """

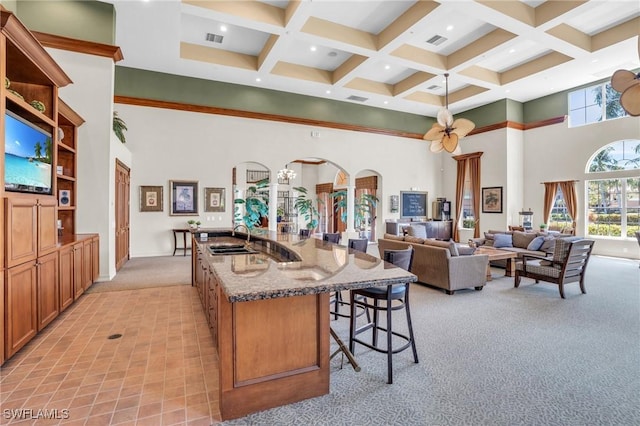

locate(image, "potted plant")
(187, 219), (197, 229)
(234, 178), (269, 230)
(196, 220), (202, 229)
(540, 223), (548, 231)
(331, 189), (379, 236)
(113, 111), (127, 144)
(293, 186), (320, 232)
(277, 207), (284, 223)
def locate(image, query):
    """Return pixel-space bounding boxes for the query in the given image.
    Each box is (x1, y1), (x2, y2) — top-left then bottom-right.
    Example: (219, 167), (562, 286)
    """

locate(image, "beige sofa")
(378, 235), (489, 295)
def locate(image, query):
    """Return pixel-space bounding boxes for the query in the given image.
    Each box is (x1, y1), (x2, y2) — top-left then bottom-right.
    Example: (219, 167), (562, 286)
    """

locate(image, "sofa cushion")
(406, 224), (427, 239)
(512, 231), (538, 249)
(384, 233), (405, 241)
(494, 233), (513, 248)
(405, 235), (425, 244)
(423, 238), (458, 256)
(527, 236), (545, 251)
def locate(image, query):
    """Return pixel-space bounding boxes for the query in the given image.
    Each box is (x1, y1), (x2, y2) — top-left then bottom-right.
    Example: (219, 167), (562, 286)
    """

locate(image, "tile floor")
(0, 285), (221, 425)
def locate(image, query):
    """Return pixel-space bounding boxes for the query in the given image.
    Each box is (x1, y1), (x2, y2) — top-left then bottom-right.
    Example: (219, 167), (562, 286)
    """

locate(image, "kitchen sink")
(208, 244), (258, 255)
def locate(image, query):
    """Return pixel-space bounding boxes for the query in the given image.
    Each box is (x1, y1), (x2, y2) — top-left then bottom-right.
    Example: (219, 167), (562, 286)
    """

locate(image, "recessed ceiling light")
(505, 89), (511, 93)
(256, 77), (261, 82)
(220, 25), (227, 32)
(310, 46), (317, 52)
(509, 48), (516, 53)
(384, 65), (390, 70)
(592, 59), (599, 63)
(383, 100), (389, 104)
(446, 25), (454, 31)
(326, 90), (331, 94)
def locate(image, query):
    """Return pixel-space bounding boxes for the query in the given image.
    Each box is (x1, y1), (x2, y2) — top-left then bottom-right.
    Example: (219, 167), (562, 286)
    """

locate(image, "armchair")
(514, 238), (595, 298)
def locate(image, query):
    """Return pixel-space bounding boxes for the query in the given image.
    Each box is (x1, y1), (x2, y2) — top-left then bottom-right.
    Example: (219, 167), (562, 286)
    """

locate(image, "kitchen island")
(191, 229), (417, 420)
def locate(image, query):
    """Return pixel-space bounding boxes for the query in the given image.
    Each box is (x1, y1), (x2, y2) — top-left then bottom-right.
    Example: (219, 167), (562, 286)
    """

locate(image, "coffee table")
(473, 246), (518, 281)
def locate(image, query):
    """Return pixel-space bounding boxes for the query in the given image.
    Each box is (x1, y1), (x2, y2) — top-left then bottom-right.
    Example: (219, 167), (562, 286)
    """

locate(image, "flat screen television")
(400, 191), (428, 220)
(4, 110), (53, 195)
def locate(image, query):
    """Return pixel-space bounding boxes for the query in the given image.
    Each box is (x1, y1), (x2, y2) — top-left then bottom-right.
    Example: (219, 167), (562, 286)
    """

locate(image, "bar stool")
(348, 238), (368, 253)
(349, 246), (419, 384)
(322, 232), (341, 244)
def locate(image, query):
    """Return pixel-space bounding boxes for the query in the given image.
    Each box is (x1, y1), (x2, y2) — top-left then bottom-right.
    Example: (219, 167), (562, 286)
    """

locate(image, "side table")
(173, 228), (191, 256)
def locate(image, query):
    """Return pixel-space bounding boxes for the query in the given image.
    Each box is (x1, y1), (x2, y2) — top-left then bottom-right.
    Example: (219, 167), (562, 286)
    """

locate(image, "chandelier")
(423, 73), (475, 155)
(277, 165), (296, 181)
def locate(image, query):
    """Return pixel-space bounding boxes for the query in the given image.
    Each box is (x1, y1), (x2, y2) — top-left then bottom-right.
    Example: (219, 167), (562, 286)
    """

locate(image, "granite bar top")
(194, 229), (417, 303)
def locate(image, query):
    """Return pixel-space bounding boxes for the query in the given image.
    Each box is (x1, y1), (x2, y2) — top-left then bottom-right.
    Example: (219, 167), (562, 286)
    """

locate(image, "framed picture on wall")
(170, 180), (198, 215)
(140, 185), (163, 212)
(482, 186), (503, 213)
(204, 187), (225, 212)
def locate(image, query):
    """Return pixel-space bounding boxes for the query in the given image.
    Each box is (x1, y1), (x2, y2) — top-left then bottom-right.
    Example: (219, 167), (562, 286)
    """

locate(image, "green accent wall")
(14, 0), (115, 45)
(114, 66), (434, 134)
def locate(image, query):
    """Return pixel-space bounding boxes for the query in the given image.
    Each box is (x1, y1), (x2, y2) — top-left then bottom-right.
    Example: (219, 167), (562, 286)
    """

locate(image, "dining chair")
(349, 246), (419, 384)
(323, 232), (341, 244)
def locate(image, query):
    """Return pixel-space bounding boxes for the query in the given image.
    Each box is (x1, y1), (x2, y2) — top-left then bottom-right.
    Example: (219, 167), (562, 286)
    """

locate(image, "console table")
(172, 228), (191, 256)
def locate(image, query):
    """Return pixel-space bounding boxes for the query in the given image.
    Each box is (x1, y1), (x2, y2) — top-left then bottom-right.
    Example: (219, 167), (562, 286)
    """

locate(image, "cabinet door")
(38, 197), (58, 256)
(91, 236), (99, 282)
(82, 240), (93, 290)
(0, 273), (4, 366)
(37, 251), (59, 331)
(5, 261), (37, 359)
(73, 242), (84, 299)
(4, 197), (37, 268)
(58, 245), (75, 311)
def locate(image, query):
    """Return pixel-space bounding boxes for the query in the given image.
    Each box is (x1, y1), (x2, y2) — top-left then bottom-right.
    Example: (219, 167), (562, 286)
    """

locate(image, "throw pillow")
(484, 232), (495, 247)
(493, 233), (513, 248)
(406, 224), (427, 239)
(527, 236), (545, 251)
(540, 236), (556, 253)
(384, 233), (405, 241)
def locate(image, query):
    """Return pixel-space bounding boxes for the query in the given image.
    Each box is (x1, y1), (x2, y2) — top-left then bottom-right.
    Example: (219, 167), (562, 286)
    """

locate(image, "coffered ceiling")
(106, 0), (639, 117)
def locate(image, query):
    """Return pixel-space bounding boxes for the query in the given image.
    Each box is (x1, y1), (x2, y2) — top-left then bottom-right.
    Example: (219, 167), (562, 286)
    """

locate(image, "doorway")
(115, 159), (130, 271)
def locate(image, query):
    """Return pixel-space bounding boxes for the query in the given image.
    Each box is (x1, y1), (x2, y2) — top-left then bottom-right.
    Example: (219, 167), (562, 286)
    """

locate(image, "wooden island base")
(218, 292), (330, 420)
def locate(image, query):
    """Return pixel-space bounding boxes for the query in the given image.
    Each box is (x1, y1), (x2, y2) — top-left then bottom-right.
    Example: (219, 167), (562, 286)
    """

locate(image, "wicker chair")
(514, 238), (595, 298)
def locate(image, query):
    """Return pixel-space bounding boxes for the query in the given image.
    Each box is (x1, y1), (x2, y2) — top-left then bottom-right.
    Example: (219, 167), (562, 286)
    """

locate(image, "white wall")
(47, 48), (125, 280)
(117, 104), (440, 257)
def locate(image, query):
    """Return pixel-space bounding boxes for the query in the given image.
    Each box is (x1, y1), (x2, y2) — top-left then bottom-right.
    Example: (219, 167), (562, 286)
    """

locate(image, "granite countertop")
(194, 229), (417, 303)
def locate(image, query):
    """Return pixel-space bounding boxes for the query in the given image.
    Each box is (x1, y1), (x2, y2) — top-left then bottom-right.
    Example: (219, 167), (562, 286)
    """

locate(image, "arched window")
(586, 140), (640, 238)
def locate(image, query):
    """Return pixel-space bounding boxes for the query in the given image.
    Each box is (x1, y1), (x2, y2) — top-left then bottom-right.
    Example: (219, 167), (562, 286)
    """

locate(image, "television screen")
(4, 110), (53, 195)
(400, 191), (428, 219)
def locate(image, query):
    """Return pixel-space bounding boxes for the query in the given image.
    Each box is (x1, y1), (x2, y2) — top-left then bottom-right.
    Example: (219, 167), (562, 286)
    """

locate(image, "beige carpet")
(86, 255), (191, 293)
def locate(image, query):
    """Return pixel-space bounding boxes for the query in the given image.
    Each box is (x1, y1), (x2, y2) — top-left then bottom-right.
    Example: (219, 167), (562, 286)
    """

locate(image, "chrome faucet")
(233, 224), (251, 243)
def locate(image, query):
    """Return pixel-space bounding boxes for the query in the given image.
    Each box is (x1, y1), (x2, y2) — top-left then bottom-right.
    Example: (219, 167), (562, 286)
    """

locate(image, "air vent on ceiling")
(426, 35), (447, 46)
(206, 33), (224, 43)
(346, 95), (368, 102)
(427, 85), (441, 90)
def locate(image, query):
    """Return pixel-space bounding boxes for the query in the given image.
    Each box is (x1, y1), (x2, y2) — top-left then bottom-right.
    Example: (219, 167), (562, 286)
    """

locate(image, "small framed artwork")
(482, 186), (503, 213)
(390, 195), (399, 213)
(140, 185), (163, 212)
(204, 187), (226, 212)
(170, 180), (198, 216)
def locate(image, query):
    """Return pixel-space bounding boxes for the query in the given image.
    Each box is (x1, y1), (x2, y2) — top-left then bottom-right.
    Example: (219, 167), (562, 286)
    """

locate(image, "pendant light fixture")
(277, 164), (296, 181)
(423, 73), (475, 155)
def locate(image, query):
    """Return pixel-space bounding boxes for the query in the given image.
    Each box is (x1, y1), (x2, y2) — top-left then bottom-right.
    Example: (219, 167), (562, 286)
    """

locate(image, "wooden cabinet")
(58, 244), (74, 311)
(73, 241), (84, 300)
(37, 251), (59, 331)
(82, 238), (92, 291)
(5, 260), (37, 359)
(385, 220), (452, 240)
(91, 235), (99, 281)
(4, 196), (57, 267)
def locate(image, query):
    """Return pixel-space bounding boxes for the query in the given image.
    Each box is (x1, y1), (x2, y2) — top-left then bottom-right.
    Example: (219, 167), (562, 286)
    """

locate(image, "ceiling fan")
(610, 39), (640, 117)
(423, 73), (475, 155)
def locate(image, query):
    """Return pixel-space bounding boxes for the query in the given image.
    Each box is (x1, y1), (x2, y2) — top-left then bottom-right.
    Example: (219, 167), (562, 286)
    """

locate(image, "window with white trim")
(586, 140), (640, 238)
(568, 82), (626, 127)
